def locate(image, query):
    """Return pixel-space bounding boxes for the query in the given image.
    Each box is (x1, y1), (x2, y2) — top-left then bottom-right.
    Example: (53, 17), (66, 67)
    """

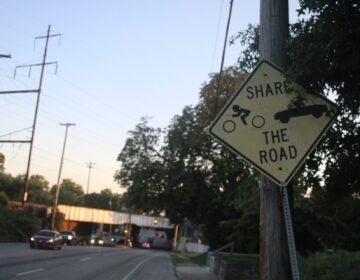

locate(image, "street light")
(51, 123), (75, 230)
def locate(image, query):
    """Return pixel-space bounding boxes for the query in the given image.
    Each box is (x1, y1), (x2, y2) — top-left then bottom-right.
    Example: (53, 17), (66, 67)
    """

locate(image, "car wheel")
(313, 111), (322, 118)
(30, 245), (34, 249)
(280, 117), (289, 123)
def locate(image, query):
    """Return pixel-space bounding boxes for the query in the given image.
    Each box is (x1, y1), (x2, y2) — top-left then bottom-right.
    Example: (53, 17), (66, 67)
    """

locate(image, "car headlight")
(30, 237), (35, 241)
(90, 239), (95, 244)
(98, 240), (104, 245)
(68, 236), (73, 240)
(47, 239), (54, 243)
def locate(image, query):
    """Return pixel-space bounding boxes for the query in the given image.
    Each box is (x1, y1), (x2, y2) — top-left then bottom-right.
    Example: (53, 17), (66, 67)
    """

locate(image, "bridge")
(58, 204), (173, 229)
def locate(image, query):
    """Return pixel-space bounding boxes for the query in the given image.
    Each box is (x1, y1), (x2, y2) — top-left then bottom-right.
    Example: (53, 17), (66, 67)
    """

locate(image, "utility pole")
(21, 25), (61, 207)
(86, 161), (95, 194)
(213, 0), (234, 116)
(259, 1), (291, 280)
(51, 123), (75, 230)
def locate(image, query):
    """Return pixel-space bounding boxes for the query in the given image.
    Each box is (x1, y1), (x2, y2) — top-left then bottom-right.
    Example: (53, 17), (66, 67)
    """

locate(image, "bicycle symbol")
(222, 115), (265, 133)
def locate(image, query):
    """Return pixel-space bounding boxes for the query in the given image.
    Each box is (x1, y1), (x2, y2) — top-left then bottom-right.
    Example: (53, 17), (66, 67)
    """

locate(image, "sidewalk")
(175, 257), (219, 280)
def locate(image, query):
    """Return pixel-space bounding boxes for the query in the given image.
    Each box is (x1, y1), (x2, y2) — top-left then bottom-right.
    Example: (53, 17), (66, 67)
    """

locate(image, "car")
(60, 230), (77, 246)
(274, 104), (328, 123)
(30, 230), (62, 250)
(89, 235), (119, 247)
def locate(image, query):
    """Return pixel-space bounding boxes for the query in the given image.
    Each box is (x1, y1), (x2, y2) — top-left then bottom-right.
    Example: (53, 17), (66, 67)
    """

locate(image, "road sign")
(208, 60), (339, 186)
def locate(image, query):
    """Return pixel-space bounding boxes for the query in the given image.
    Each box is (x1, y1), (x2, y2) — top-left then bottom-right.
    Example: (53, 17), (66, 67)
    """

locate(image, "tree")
(115, 68), (261, 252)
(0, 173), (13, 197)
(288, 0), (360, 114)
(6, 175), (25, 201)
(50, 179), (84, 206)
(0, 191), (9, 206)
(286, 0), (360, 252)
(27, 175), (52, 205)
(114, 117), (165, 214)
(230, 0), (360, 253)
(0, 153), (5, 173)
(84, 189), (123, 211)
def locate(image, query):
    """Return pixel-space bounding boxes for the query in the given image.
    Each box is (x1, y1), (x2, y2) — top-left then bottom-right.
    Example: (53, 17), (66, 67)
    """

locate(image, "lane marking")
(16, 268), (44, 276)
(80, 257), (92, 262)
(121, 254), (163, 280)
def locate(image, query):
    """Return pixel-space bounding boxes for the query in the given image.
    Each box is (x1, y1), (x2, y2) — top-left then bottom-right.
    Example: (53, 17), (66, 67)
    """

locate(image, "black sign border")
(207, 59), (340, 186)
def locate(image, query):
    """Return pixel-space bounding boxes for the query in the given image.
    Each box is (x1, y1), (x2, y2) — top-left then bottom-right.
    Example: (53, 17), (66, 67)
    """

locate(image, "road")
(0, 243), (177, 280)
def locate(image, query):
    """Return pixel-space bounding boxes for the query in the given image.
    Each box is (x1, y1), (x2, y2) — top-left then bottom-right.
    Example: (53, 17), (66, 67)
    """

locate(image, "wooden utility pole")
(86, 161), (95, 194)
(259, 1), (290, 279)
(51, 123), (75, 230)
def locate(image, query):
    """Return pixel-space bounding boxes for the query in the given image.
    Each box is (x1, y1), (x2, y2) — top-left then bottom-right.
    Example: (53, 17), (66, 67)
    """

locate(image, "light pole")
(51, 123), (75, 230)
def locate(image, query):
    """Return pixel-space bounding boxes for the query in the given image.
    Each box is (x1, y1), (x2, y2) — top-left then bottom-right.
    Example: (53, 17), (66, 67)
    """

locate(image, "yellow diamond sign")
(208, 60), (339, 186)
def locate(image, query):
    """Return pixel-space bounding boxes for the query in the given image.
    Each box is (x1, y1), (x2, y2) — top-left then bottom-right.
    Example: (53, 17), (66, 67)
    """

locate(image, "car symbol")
(274, 104), (328, 123)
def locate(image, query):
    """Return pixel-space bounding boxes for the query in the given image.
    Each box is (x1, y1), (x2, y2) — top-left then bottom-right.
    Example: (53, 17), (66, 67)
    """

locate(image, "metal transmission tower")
(16, 25), (60, 207)
(86, 161), (95, 194)
(51, 123), (75, 230)
(1, 25), (61, 206)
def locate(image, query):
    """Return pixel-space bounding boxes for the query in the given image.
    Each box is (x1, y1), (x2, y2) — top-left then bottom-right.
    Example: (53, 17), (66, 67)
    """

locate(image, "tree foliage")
(115, 117), (165, 214)
(230, 0), (360, 253)
(50, 179), (85, 206)
(27, 175), (53, 205)
(0, 153), (5, 173)
(115, 69), (261, 251)
(84, 188), (123, 211)
(115, 0), (359, 253)
(288, 0), (360, 114)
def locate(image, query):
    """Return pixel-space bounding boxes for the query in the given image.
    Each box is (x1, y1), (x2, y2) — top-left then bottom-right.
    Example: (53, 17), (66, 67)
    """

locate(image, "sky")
(0, 0), (300, 195)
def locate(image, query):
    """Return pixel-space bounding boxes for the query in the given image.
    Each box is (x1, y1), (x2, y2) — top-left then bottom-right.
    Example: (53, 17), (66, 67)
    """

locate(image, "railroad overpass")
(58, 204), (173, 229)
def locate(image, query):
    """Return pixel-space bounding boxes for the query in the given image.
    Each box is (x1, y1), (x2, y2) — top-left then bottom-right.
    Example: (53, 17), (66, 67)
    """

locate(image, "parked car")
(30, 230), (62, 250)
(60, 231), (77, 246)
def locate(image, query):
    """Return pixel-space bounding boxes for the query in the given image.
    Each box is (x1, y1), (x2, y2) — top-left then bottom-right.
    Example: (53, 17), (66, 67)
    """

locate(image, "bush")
(0, 205), (41, 242)
(0, 191), (9, 206)
(300, 250), (360, 280)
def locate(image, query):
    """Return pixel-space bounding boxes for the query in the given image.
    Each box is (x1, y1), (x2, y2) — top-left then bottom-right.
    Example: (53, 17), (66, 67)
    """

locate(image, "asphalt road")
(0, 243), (177, 280)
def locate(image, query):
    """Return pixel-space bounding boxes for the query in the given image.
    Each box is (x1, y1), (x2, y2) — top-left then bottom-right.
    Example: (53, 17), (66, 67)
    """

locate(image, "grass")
(219, 253), (259, 263)
(171, 249), (360, 280)
(171, 252), (259, 267)
(170, 252), (208, 266)
(184, 252), (208, 266)
(170, 252), (186, 264)
(300, 250), (360, 280)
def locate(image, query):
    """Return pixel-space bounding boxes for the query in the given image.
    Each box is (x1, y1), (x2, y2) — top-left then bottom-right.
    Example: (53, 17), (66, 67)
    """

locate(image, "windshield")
(37, 231), (55, 237)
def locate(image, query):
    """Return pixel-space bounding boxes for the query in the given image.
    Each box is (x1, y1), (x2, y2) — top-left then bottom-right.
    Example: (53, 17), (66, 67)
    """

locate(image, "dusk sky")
(0, 0), (299, 194)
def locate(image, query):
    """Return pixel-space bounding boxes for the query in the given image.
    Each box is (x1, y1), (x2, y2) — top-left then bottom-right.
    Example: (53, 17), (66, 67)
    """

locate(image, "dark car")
(60, 231), (77, 246)
(30, 230), (62, 250)
(274, 104), (328, 123)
